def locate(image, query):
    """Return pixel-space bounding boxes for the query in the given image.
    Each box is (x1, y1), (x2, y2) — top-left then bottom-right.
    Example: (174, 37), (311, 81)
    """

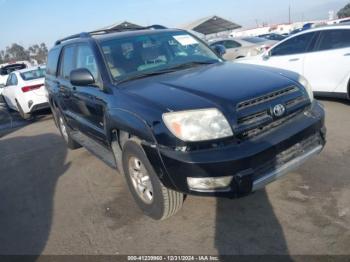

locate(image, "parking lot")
(0, 97), (349, 256)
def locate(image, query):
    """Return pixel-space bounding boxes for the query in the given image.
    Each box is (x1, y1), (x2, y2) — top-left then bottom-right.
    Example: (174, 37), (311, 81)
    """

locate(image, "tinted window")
(76, 45), (99, 80)
(20, 68), (46, 81)
(60, 46), (76, 79)
(46, 49), (60, 75)
(271, 32), (316, 56)
(317, 30), (350, 51)
(224, 40), (241, 49)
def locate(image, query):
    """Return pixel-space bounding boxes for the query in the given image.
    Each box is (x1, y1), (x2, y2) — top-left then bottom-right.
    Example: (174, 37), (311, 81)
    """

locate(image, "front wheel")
(56, 110), (81, 150)
(122, 139), (184, 220)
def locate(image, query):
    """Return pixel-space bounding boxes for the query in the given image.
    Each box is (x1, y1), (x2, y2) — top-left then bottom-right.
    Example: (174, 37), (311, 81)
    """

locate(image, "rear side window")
(46, 49), (60, 76)
(316, 29), (350, 51)
(59, 46), (76, 80)
(271, 32), (316, 56)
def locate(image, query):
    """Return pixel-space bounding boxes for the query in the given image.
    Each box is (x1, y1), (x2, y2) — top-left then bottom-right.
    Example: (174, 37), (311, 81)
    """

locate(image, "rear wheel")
(56, 110), (81, 150)
(121, 139), (184, 220)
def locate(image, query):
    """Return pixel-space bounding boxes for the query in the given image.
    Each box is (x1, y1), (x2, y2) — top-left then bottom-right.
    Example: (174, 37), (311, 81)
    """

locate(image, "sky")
(0, 0), (348, 49)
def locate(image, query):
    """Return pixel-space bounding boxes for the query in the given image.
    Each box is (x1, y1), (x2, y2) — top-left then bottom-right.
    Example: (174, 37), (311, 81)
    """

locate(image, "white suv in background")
(237, 25), (350, 100)
(1, 66), (49, 119)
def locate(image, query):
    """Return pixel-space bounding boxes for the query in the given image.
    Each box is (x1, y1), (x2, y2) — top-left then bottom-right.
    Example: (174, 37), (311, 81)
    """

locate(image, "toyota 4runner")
(45, 25), (326, 220)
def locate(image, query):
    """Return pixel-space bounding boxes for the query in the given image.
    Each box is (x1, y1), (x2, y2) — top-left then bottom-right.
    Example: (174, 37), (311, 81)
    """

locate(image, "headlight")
(162, 108), (233, 142)
(299, 76), (314, 102)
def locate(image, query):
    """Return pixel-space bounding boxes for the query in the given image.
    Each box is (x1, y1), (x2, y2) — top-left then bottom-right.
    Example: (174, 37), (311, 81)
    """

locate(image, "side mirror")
(213, 44), (226, 57)
(70, 68), (95, 86)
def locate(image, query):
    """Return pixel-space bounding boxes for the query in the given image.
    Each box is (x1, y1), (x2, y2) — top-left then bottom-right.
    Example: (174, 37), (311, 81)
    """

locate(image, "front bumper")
(146, 101), (326, 197)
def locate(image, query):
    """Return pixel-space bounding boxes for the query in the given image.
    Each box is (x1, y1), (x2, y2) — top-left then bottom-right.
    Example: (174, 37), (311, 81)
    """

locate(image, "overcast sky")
(0, 0), (348, 49)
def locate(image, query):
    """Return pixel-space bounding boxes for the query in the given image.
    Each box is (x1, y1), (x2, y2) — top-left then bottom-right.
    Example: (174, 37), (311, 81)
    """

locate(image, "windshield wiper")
(116, 61), (217, 85)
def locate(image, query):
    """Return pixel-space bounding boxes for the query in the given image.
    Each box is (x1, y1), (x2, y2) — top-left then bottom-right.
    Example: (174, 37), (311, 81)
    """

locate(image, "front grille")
(253, 133), (322, 180)
(238, 110), (303, 140)
(237, 86), (299, 110)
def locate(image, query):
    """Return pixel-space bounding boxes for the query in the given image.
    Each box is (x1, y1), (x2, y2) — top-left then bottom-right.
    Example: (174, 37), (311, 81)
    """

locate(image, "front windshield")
(100, 31), (221, 82)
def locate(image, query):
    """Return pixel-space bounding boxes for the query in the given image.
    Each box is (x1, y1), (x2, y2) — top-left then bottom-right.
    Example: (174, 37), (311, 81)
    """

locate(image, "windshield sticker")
(173, 35), (198, 46)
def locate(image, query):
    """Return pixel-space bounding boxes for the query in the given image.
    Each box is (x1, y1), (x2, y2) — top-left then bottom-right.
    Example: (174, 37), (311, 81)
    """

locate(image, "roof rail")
(54, 25), (168, 46)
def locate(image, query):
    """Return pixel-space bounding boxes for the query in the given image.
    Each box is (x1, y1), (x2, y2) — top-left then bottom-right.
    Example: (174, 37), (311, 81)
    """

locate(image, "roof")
(181, 15), (241, 35)
(100, 21), (143, 30)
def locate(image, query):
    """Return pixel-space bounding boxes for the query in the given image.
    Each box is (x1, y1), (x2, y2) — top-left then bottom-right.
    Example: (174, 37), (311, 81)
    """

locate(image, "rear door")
(303, 29), (350, 93)
(69, 43), (107, 144)
(263, 31), (318, 75)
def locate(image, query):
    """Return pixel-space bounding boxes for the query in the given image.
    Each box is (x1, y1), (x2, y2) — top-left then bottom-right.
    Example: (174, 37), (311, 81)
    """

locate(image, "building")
(180, 15), (241, 39)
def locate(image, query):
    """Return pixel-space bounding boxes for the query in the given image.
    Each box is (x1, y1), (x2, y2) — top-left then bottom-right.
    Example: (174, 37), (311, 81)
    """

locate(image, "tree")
(0, 42), (48, 65)
(5, 43), (30, 62)
(338, 3), (350, 18)
(28, 43), (48, 64)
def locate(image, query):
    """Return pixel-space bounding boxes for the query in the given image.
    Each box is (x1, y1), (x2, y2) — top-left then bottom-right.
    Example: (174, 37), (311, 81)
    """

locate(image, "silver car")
(209, 37), (277, 60)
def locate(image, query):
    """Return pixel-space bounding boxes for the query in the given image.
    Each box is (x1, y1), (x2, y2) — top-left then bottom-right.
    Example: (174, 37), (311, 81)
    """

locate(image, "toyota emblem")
(273, 104), (286, 118)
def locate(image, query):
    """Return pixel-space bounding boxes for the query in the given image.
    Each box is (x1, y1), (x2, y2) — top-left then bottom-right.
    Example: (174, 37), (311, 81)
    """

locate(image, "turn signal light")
(22, 84), (44, 93)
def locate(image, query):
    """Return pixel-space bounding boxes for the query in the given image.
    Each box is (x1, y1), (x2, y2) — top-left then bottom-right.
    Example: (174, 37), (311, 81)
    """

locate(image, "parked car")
(209, 37), (277, 60)
(46, 26), (326, 220)
(0, 61), (31, 86)
(237, 25), (350, 99)
(258, 33), (286, 41)
(2, 66), (48, 119)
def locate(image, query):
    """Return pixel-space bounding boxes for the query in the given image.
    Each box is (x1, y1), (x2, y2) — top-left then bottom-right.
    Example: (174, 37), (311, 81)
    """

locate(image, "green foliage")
(338, 3), (350, 18)
(0, 43), (48, 65)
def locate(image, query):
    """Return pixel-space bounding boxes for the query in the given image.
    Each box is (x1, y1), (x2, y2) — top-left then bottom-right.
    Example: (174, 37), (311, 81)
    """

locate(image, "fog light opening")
(187, 176), (233, 192)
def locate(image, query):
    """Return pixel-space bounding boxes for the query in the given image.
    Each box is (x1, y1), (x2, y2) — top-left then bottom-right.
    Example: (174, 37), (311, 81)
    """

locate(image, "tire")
(56, 110), (81, 150)
(16, 100), (31, 120)
(122, 139), (184, 220)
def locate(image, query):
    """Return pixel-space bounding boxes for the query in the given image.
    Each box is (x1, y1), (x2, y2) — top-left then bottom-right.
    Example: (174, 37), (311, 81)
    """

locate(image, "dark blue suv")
(45, 26), (326, 220)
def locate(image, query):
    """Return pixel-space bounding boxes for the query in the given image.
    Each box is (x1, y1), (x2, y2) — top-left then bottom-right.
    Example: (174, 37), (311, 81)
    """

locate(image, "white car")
(237, 25), (350, 100)
(209, 37), (277, 60)
(0, 61), (31, 86)
(1, 66), (49, 119)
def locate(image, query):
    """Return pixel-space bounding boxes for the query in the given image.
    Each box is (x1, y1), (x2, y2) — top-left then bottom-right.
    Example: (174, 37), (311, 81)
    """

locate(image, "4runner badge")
(273, 104), (286, 118)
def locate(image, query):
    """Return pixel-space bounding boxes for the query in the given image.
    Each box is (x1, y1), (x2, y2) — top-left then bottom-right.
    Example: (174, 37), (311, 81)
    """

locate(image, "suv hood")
(122, 62), (301, 112)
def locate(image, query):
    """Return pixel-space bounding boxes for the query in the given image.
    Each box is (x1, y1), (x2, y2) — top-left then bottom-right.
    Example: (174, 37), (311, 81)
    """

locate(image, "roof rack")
(55, 25), (168, 46)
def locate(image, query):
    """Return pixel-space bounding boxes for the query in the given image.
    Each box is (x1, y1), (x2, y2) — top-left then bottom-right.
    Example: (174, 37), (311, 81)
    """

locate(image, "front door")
(69, 43), (107, 144)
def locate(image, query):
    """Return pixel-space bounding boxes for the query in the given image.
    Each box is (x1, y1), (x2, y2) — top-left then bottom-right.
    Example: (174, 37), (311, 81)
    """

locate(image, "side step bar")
(70, 131), (117, 169)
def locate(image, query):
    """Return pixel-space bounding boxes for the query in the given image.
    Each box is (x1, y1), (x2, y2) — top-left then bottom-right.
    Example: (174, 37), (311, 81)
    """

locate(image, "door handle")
(289, 58), (300, 62)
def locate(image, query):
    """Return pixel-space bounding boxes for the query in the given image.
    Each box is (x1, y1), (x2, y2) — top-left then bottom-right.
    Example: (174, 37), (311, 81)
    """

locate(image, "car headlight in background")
(162, 108), (233, 142)
(299, 75), (314, 102)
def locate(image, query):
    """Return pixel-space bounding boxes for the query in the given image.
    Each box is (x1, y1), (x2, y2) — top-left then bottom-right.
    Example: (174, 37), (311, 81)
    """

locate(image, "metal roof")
(101, 21), (144, 30)
(181, 16), (241, 35)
